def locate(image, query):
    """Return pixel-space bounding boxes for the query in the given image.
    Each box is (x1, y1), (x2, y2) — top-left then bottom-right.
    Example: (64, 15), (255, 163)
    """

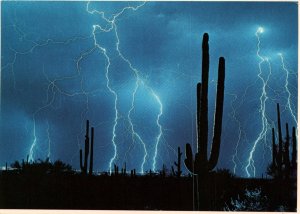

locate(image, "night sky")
(1, 1), (298, 177)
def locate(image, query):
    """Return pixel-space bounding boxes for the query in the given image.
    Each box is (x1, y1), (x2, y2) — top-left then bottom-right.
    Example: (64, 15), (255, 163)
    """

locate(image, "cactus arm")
(208, 57), (225, 170)
(197, 82), (202, 153)
(184, 143), (194, 173)
(199, 33), (209, 161)
(171, 166), (175, 176)
(172, 147), (182, 177)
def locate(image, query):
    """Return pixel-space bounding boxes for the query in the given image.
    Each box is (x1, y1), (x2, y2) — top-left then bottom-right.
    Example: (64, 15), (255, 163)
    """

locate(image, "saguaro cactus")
(79, 120), (95, 175)
(184, 33), (225, 210)
(121, 162), (127, 176)
(184, 33), (225, 175)
(277, 103), (283, 178)
(284, 123), (290, 179)
(114, 164), (119, 176)
(291, 127), (297, 171)
(172, 147), (182, 178)
(269, 103), (296, 179)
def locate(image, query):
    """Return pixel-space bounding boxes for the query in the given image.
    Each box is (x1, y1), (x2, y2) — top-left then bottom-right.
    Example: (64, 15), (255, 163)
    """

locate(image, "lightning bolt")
(91, 24), (118, 174)
(88, 1), (164, 173)
(28, 45), (96, 162)
(278, 53), (298, 126)
(150, 90), (163, 172)
(227, 93), (245, 175)
(3, 17), (98, 162)
(245, 27), (273, 177)
(126, 80), (148, 173)
(29, 98), (55, 162)
(6, 2), (162, 172)
(29, 66), (56, 162)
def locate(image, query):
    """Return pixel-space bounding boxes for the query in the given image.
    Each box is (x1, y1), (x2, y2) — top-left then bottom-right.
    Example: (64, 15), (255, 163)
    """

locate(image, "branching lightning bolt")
(245, 27), (272, 177)
(88, 1), (164, 173)
(3, 18), (99, 162)
(6, 1), (163, 172)
(29, 66), (57, 161)
(278, 53), (298, 126)
(29, 93), (56, 162)
(91, 24), (118, 174)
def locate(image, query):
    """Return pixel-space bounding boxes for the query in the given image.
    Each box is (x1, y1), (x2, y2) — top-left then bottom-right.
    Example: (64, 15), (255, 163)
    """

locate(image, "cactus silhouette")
(277, 103), (283, 178)
(184, 33), (225, 210)
(79, 120), (94, 175)
(269, 103), (296, 180)
(160, 164), (167, 178)
(291, 127), (297, 172)
(284, 123), (291, 179)
(184, 33), (225, 175)
(172, 147), (182, 178)
(130, 169), (136, 177)
(270, 104), (284, 179)
(121, 162), (127, 176)
(114, 164), (119, 176)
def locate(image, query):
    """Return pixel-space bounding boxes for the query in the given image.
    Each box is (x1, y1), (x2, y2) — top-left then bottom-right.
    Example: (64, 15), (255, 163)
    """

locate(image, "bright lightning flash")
(245, 27), (272, 177)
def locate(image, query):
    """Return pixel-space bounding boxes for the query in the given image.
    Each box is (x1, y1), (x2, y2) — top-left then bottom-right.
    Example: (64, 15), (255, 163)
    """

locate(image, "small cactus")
(130, 169), (136, 177)
(172, 147), (182, 178)
(114, 164), (119, 176)
(121, 162), (126, 176)
(79, 120), (95, 175)
(269, 103), (296, 179)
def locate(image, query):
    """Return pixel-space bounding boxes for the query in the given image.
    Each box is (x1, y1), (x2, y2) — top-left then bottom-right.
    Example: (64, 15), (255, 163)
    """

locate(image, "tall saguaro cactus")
(184, 33), (225, 210)
(277, 103), (283, 178)
(185, 33), (225, 175)
(79, 120), (95, 175)
(291, 127), (297, 171)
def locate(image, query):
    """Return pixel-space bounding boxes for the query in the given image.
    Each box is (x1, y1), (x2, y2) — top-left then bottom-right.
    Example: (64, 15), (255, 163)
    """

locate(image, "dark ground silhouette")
(0, 165), (296, 211)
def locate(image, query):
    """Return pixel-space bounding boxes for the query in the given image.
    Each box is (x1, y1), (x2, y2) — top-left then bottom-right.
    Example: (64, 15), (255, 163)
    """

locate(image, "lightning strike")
(245, 27), (272, 177)
(151, 90), (163, 172)
(88, 1), (165, 173)
(92, 24), (119, 174)
(227, 93), (244, 174)
(278, 53), (298, 126)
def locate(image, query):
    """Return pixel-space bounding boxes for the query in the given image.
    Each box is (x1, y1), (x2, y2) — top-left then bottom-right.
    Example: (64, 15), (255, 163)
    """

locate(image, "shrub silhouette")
(10, 158), (73, 175)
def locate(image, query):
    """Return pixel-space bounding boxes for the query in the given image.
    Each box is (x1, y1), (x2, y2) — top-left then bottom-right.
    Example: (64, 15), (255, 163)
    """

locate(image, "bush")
(224, 188), (269, 211)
